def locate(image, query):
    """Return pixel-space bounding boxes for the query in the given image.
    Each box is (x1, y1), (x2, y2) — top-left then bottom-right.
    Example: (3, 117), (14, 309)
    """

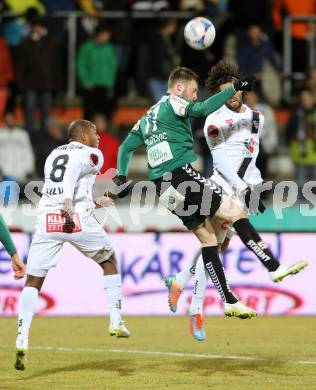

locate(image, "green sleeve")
(0, 215), (17, 256)
(186, 86), (236, 117)
(117, 127), (145, 176)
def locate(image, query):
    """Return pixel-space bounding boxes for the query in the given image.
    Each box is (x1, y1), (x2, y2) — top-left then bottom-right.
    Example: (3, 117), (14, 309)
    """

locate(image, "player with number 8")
(14, 119), (129, 371)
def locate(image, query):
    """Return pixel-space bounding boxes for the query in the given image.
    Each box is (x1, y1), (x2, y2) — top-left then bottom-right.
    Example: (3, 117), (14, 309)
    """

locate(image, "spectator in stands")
(93, 113), (120, 175)
(228, 0), (272, 31)
(2, 18), (21, 114)
(285, 88), (316, 186)
(0, 112), (35, 183)
(77, 0), (103, 16)
(244, 90), (278, 180)
(179, 0), (204, 11)
(41, 0), (77, 12)
(272, 0), (316, 73)
(237, 24), (282, 97)
(16, 17), (62, 133)
(2, 8), (44, 113)
(0, 33), (14, 125)
(3, 0), (46, 16)
(32, 116), (66, 176)
(77, 23), (117, 120)
(146, 19), (180, 102)
(41, 1), (77, 45)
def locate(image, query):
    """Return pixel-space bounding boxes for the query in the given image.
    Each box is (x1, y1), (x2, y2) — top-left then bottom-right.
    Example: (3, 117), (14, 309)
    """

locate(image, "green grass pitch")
(1, 316), (316, 389)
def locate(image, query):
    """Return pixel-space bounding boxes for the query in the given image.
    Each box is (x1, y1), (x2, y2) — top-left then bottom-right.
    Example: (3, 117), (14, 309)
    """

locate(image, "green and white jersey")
(118, 86), (236, 180)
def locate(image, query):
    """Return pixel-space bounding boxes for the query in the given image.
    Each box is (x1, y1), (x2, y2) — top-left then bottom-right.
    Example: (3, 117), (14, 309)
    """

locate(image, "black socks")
(233, 218), (279, 272)
(201, 246), (237, 304)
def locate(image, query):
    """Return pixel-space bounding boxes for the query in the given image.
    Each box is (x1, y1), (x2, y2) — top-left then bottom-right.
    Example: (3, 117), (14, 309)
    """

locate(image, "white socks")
(189, 255), (208, 315)
(175, 265), (194, 289)
(16, 287), (38, 349)
(103, 274), (122, 323)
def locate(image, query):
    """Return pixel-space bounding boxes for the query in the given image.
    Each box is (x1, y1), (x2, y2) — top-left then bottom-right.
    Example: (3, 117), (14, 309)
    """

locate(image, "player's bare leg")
(216, 194), (308, 281)
(100, 253), (130, 338)
(15, 275), (45, 371)
(196, 217), (256, 320)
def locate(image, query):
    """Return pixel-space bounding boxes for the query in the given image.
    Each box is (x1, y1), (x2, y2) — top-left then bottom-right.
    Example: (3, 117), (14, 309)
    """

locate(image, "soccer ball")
(184, 17), (216, 50)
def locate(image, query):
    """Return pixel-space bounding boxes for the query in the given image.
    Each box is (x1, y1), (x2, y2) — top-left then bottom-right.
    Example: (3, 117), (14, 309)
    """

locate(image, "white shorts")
(27, 211), (114, 277)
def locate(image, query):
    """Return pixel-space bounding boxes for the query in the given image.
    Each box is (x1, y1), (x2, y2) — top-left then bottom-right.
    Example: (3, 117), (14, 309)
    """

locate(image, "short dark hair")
(168, 67), (200, 89)
(95, 22), (111, 35)
(68, 119), (93, 140)
(205, 60), (239, 95)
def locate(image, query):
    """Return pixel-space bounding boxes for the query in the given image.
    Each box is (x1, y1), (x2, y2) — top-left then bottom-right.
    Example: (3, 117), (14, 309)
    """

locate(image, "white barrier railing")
(283, 15), (316, 101)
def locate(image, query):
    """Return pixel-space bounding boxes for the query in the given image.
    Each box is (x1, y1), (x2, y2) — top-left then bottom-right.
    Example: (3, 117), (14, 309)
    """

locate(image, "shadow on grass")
(22, 359), (134, 380)
(20, 356), (292, 382)
(175, 358), (288, 377)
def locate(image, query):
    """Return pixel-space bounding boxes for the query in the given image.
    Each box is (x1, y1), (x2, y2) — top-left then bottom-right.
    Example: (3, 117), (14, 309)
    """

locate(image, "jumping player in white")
(15, 119), (129, 371)
(165, 61), (308, 341)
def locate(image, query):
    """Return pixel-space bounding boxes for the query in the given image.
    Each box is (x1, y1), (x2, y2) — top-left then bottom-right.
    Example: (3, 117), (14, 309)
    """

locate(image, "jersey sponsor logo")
(207, 125), (219, 138)
(145, 132), (168, 146)
(225, 118), (235, 133)
(90, 153), (99, 167)
(243, 138), (255, 156)
(148, 141), (173, 168)
(179, 105), (186, 116)
(169, 95), (188, 117)
(46, 213), (82, 233)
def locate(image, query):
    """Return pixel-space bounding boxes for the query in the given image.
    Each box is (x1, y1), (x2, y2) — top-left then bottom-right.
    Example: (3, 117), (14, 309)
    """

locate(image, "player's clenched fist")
(12, 253), (26, 280)
(60, 198), (76, 233)
(233, 74), (256, 92)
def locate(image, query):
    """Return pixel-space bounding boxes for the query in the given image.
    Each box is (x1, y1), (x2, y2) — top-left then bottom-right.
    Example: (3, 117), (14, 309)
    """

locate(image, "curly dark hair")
(205, 60), (240, 95)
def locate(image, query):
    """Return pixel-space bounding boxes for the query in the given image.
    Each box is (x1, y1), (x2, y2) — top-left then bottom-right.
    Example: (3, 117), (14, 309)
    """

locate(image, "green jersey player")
(115, 67), (307, 324)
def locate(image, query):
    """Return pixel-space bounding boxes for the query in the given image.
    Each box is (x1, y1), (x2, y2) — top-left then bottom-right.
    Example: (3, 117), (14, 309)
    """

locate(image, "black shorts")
(154, 164), (222, 230)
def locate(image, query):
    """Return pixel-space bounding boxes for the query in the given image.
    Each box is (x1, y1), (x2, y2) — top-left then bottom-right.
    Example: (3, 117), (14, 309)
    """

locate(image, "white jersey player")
(205, 103), (263, 201)
(15, 120), (129, 371)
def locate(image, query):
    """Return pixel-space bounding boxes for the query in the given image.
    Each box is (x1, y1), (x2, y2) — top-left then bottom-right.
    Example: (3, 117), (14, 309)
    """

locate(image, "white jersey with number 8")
(39, 141), (103, 213)
(27, 141), (112, 278)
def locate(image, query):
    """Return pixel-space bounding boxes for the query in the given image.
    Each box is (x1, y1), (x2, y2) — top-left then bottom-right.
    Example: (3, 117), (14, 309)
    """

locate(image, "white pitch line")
(2, 345), (316, 365)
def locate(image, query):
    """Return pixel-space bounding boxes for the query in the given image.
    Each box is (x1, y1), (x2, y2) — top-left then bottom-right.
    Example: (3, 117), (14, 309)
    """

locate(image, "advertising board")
(0, 233), (314, 316)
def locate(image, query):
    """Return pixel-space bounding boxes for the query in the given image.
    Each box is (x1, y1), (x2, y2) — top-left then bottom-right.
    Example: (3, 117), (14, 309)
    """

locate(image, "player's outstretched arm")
(117, 124), (144, 177)
(187, 75), (256, 118)
(115, 122), (144, 198)
(0, 215), (26, 279)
